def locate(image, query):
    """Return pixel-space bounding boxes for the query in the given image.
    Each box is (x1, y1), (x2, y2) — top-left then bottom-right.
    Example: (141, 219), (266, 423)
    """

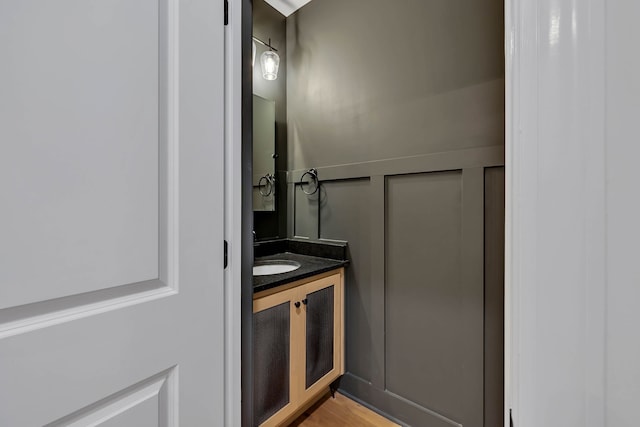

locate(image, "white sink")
(253, 260), (301, 276)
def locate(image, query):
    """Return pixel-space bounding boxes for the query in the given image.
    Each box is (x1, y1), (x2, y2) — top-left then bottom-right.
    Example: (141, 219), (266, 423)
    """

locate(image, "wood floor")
(288, 393), (400, 427)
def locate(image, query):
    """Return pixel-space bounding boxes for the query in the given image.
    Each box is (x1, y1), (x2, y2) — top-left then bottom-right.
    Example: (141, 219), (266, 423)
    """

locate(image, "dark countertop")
(253, 252), (349, 294)
(254, 237), (348, 260)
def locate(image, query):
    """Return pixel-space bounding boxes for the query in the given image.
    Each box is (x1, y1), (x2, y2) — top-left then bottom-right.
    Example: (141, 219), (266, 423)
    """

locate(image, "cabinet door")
(300, 273), (343, 401)
(253, 288), (299, 427)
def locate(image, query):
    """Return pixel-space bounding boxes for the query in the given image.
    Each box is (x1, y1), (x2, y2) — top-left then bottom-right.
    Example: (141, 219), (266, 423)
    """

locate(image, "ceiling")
(264, 0), (314, 17)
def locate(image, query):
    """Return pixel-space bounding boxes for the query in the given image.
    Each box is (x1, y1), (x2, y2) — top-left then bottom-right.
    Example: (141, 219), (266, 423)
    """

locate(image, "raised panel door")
(0, 0), (227, 424)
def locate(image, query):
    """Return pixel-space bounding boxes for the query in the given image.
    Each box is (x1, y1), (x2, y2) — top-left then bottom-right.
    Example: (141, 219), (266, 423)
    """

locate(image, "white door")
(0, 0), (226, 425)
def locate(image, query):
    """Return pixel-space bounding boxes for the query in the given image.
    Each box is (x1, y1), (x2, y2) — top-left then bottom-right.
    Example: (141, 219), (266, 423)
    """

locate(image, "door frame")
(232, 0), (537, 425)
(505, 0), (607, 425)
(226, 0), (255, 425)
(224, 0), (251, 425)
(504, 0), (515, 424)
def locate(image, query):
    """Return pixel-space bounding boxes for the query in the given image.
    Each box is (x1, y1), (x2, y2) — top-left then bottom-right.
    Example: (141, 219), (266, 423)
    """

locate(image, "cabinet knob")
(302, 299), (308, 305)
(294, 301), (301, 308)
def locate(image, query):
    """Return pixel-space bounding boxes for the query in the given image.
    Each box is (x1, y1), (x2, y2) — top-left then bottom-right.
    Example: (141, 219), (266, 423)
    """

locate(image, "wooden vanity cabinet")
(253, 269), (345, 427)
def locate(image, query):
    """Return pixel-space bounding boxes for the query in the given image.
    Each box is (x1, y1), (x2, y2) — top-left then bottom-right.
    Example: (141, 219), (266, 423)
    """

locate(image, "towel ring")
(299, 168), (319, 195)
(258, 174), (275, 196)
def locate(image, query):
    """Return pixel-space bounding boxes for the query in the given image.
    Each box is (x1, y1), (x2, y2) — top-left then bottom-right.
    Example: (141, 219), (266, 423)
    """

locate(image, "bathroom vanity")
(252, 240), (348, 427)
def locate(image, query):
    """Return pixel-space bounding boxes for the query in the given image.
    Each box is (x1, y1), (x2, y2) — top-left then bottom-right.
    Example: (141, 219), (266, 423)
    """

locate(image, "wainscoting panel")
(287, 147), (504, 426)
(319, 179), (373, 383)
(385, 170), (483, 427)
(294, 183), (319, 239)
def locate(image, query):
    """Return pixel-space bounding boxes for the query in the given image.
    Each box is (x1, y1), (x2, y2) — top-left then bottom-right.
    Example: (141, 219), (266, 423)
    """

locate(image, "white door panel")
(0, 0), (226, 424)
(46, 370), (172, 427)
(0, 0), (160, 308)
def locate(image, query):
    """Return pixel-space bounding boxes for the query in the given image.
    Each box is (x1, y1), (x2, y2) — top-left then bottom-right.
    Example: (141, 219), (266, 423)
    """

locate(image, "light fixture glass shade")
(260, 50), (280, 81)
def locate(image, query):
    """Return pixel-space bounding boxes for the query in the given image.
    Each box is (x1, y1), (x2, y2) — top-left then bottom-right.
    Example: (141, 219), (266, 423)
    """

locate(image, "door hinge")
(224, 0), (229, 25)
(224, 240), (229, 269)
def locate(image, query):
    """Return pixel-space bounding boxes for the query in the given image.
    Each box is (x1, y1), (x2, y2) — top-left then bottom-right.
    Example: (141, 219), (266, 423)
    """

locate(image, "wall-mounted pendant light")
(252, 36), (280, 81)
(260, 51), (280, 80)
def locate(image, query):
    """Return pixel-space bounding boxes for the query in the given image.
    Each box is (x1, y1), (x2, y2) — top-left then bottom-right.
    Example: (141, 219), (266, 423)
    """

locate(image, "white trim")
(503, 0), (516, 423)
(506, 0), (607, 425)
(263, 0), (313, 17)
(224, 0), (243, 425)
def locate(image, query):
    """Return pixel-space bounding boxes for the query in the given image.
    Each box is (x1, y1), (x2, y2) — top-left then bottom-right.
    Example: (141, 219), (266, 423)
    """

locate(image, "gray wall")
(253, 0), (287, 240)
(286, 0), (504, 170)
(286, 1), (504, 425)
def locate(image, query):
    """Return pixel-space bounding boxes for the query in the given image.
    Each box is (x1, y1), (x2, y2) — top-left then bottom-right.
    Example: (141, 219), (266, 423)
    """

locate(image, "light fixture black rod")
(252, 36), (278, 52)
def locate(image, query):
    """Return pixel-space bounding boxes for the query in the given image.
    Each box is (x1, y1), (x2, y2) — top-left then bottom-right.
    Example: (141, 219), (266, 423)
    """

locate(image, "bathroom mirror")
(253, 94), (276, 212)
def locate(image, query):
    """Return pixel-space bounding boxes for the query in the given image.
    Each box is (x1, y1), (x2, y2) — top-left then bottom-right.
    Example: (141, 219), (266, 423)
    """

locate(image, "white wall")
(508, 0), (640, 426)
